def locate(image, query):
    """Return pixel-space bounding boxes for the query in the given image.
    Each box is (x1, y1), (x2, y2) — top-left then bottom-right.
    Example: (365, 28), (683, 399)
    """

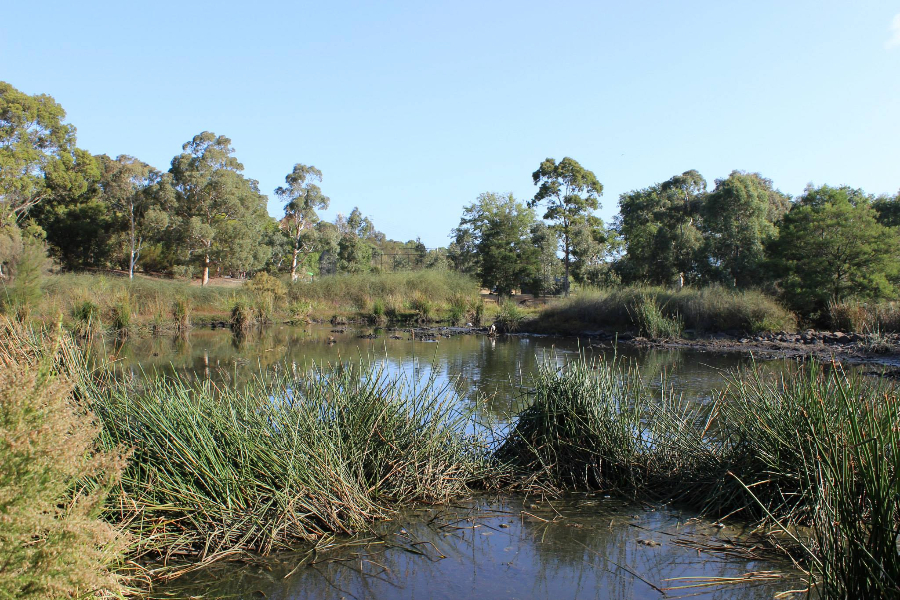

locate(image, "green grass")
(527, 285), (797, 336)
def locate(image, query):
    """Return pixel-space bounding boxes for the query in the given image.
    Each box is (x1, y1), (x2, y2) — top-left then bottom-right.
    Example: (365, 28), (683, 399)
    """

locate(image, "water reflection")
(159, 496), (803, 600)
(92, 325), (777, 420)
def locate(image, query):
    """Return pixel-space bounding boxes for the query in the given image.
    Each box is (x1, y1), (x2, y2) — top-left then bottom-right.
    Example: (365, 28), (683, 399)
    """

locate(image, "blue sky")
(2, 1), (898, 247)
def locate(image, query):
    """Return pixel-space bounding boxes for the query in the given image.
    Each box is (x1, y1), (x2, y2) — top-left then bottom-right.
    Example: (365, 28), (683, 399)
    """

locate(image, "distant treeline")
(2, 81), (899, 324)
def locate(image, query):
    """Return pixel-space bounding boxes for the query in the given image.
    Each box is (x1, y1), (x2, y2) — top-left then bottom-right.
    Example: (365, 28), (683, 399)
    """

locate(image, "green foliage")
(110, 298), (131, 334)
(87, 358), (489, 563)
(768, 185), (899, 320)
(169, 132), (272, 284)
(277, 164), (330, 281)
(409, 293), (434, 321)
(0, 227), (48, 319)
(230, 299), (257, 331)
(0, 322), (125, 598)
(172, 298), (191, 332)
(71, 300), (102, 337)
(616, 170), (707, 285)
(530, 286), (796, 335)
(628, 294), (683, 339)
(701, 171), (790, 287)
(499, 355), (900, 597)
(452, 193), (539, 296)
(529, 157), (603, 294)
(0, 81), (77, 221)
(495, 300), (524, 333)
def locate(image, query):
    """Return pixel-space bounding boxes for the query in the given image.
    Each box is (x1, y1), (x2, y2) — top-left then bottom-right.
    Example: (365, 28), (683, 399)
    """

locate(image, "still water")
(101, 325), (807, 599)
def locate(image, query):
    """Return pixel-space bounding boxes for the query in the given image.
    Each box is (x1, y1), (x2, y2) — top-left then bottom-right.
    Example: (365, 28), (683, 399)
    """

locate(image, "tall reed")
(85, 360), (492, 563)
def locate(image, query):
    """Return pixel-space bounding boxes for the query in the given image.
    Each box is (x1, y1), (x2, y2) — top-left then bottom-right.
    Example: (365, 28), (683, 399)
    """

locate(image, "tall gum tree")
(0, 81), (77, 223)
(701, 171), (790, 287)
(169, 132), (267, 285)
(276, 164), (329, 281)
(97, 154), (169, 279)
(529, 157), (603, 295)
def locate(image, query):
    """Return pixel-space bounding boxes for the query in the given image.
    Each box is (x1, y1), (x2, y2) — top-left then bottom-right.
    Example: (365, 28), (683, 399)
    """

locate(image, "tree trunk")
(290, 247), (300, 281)
(563, 231), (571, 297)
(129, 250), (136, 280)
(202, 254), (210, 286)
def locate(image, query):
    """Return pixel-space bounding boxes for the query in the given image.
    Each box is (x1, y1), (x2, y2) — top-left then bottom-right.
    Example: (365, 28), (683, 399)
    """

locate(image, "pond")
(101, 325), (809, 599)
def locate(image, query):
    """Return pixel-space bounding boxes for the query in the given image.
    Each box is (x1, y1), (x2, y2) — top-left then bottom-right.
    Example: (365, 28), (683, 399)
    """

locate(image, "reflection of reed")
(160, 497), (797, 600)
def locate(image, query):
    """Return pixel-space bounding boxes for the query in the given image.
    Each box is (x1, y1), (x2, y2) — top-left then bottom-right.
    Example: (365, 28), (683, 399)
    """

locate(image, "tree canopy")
(529, 157), (603, 295)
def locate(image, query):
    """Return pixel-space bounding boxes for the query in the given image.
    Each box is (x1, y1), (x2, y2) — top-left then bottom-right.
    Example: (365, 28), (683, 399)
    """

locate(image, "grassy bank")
(526, 286), (797, 337)
(1, 270), (484, 335)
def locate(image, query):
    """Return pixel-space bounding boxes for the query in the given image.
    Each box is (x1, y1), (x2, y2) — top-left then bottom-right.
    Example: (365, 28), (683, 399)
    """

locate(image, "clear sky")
(2, 1), (898, 248)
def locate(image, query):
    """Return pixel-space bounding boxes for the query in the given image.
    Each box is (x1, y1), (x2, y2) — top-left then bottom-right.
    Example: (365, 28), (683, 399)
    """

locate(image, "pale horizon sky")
(2, 1), (898, 247)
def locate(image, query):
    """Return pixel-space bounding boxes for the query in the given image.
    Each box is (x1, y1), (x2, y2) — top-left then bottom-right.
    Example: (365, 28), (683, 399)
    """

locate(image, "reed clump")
(529, 285), (796, 335)
(498, 354), (900, 598)
(87, 360), (492, 564)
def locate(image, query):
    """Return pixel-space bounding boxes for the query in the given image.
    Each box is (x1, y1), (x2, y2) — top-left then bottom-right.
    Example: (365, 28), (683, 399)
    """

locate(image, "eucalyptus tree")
(529, 157), (603, 295)
(453, 192), (539, 297)
(96, 154), (170, 278)
(617, 170), (706, 286)
(169, 132), (270, 285)
(0, 81), (77, 222)
(276, 164), (330, 280)
(701, 171), (790, 287)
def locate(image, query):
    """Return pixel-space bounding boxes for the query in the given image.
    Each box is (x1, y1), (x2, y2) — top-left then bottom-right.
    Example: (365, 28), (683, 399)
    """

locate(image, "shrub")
(0, 321), (126, 598)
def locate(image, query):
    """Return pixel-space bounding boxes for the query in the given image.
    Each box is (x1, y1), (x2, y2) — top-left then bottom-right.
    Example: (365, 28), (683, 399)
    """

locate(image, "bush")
(0, 321), (126, 598)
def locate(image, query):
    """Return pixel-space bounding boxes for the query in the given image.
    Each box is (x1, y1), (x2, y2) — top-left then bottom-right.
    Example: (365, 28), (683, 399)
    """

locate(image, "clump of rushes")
(499, 354), (900, 597)
(111, 298), (132, 336)
(287, 300), (313, 324)
(629, 293), (682, 339)
(172, 298), (191, 332)
(494, 300), (525, 333)
(88, 361), (491, 566)
(409, 293), (434, 322)
(71, 299), (102, 337)
(370, 298), (386, 324)
(230, 299), (257, 331)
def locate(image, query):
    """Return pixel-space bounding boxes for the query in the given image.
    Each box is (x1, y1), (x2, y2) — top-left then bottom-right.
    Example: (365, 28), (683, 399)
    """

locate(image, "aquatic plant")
(629, 293), (683, 339)
(499, 354), (900, 597)
(494, 300), (525, 334)
(88, 360), (492, 565)
(529, 285), (796, 335)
